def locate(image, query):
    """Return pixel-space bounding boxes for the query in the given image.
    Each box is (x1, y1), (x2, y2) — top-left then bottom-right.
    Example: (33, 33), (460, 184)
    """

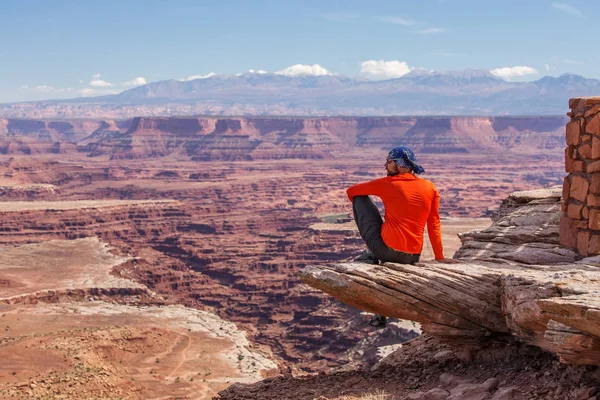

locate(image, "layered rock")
(300, 186), (600, 367)
(82, 117), (345, 161)
(454, 185), (578, 264)
(0, 116), (569, 162)
(0, 199), (186, 246)
(0, 183), (58, 199)
(0, 118), (127, 142)
(75, 116), (566, 160)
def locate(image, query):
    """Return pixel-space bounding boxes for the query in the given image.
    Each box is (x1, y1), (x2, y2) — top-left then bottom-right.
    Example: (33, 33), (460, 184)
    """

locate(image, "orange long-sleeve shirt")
(346, 174), (444, 260)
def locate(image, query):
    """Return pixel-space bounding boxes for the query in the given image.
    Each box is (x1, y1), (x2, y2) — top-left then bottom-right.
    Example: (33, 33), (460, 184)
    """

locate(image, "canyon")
(0, 114), (569, 398)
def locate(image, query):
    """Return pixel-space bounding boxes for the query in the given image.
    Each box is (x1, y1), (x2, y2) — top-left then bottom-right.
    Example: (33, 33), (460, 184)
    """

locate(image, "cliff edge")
(299, 186), (600, 367)
(217, 186), (600, 399)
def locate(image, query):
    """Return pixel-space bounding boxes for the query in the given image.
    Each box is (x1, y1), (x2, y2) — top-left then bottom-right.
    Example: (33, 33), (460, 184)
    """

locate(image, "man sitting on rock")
(346, 146), (456, 326)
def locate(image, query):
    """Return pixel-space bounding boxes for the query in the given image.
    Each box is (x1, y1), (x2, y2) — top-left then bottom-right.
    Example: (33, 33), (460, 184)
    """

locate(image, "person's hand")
(435, 258), (460, 264)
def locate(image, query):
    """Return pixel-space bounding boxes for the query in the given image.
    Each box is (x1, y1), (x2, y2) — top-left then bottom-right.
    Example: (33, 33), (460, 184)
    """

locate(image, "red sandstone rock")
(588, 160), (600, 173)
(560, 216), (578, 249)
(589, 210), (600, 230)
(589, 235), (600, 254)
(566, 120), (582, 145)
(563, 176), (571, 203)
(577, 230), (590, 256)
(73, 116), (570, 160)
(570, 98), (585, 111)
(593, 137), (600, 159)
(587, 114), (600, 135)
(567, 203), (584, 219)
(565, 147), (576, 172)
(570, 176), (589, 202)
(565, 154), (585, 173)
(579, 143), (593, 159)
(588, 194), (600, 207)
(590, 175), (600, 194)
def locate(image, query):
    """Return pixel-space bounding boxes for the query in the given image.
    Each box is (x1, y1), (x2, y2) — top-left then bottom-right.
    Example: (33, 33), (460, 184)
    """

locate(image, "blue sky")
(0, 0), (595, 102)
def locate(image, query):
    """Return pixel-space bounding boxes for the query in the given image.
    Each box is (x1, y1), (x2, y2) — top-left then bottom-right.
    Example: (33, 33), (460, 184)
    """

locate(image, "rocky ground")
(217, 334), (600, 400)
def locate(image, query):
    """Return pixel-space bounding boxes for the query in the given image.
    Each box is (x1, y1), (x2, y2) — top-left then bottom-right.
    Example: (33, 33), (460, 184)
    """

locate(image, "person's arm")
(346, 178), (386, 201)
(427, 188), (445, 260)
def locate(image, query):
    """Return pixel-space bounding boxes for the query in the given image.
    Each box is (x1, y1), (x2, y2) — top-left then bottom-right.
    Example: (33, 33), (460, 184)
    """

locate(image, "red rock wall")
(560, 97), (600, 256)
(1, 116), (567, 159)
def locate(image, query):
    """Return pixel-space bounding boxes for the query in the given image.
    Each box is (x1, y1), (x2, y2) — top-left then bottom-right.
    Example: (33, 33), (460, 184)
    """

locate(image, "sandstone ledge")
(300, 258), (600, 366)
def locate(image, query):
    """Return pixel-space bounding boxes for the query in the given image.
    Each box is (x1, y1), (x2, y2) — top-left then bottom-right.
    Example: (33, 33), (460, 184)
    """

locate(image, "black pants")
(352, 196), (420, 264)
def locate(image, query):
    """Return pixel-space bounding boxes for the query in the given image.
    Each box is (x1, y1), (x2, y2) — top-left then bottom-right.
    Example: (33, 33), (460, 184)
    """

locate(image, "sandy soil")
(0, 237), (140, 300)
(0, 302), (277, 399)
(0, 236), (278, 399)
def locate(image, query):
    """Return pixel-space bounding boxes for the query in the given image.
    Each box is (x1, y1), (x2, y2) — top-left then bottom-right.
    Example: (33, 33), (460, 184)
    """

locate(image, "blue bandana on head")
(388, 146), (425, 174)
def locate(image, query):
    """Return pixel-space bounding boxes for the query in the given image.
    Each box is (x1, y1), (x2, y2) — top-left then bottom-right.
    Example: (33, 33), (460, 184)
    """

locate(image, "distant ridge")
(3, 70), (600, 117)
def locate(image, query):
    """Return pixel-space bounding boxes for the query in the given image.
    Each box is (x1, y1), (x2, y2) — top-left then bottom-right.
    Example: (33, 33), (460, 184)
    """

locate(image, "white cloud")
(78, 87), (119, 97)
(183, 72), (216, 81)
(89, 73), (114, 87)
(275, 64), (331, 76)
(359, 60), (412, 80)
(79, 88), (97, 97)
(248, 69), (267, 74)
(374, 16), (416, 26)
(545, 64), (551, 71)
(123, 76), (147, 86)
(490, 66), (538, 79)
(413, 28), (444, 34)
(20, 85), (74, 93)
(552, 3), (582, 16)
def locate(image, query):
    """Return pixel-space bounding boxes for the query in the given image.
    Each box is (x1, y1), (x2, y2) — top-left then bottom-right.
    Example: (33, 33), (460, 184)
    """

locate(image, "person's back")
(377, 174), (439, 257)
(347, 146), (449, 263)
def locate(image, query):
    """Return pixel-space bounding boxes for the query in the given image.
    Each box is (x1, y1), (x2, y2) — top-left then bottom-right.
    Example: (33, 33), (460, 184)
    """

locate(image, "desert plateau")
(0, 111), (578, 399)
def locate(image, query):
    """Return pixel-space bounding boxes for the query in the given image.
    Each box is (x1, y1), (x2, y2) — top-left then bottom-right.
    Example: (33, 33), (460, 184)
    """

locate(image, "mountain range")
(3, 70), (600, 117)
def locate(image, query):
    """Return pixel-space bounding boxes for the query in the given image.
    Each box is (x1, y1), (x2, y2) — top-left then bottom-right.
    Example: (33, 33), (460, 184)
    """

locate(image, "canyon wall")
(560, 97), (600, 256)
(1, 116), (566, 159)
(0, 119), (129, 142)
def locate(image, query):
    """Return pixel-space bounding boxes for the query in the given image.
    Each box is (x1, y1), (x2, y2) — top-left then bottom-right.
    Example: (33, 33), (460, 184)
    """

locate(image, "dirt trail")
(167, 333), (193, 379)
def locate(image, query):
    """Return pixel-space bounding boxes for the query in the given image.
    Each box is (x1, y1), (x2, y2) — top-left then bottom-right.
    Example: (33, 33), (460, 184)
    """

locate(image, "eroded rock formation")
(300, 186), (600, 367)
(80, 116), (567, 160)
(0, 116), (567, 160)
